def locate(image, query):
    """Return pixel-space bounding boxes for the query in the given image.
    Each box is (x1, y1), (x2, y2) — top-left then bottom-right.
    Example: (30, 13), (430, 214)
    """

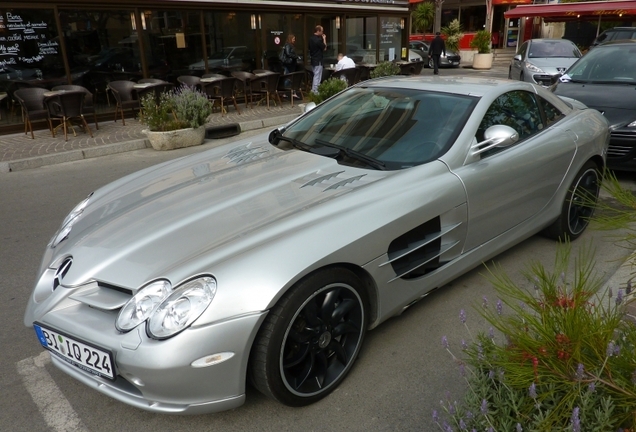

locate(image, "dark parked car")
(552, 40), (636, 171)
(590, 27), (636, 48)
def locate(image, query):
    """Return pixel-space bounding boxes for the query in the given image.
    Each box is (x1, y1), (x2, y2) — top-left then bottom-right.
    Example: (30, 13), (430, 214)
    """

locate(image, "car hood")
(553, 82), (636, 127)
(526, 57), (578, 73)
(54, 136), (389, 288)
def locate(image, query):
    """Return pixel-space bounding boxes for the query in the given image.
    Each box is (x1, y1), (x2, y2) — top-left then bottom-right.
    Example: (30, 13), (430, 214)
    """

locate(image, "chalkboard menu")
(0, 10), (58, 73)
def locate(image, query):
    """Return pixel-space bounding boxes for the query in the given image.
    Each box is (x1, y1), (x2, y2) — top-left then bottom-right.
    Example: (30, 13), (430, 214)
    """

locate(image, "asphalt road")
(1, 72), (634, 432)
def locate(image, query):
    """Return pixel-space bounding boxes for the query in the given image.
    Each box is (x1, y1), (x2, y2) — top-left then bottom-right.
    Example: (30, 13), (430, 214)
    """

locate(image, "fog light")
(191, 352), (234, 368)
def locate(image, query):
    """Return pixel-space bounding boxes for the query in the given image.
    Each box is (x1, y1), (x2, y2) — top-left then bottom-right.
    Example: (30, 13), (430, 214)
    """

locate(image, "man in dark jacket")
(308, 25), (327, 93)
(429, 32), (446, 75)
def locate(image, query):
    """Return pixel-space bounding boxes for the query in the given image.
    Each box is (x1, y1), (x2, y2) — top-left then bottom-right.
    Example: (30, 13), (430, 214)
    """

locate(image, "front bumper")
(30, 296), (267, 414)
(532, 73), (561, 87)
(441, 55), (461, 67)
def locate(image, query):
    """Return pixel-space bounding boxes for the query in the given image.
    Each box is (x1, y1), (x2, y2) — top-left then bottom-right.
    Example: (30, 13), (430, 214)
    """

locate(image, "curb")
(1, 115), (298, 173)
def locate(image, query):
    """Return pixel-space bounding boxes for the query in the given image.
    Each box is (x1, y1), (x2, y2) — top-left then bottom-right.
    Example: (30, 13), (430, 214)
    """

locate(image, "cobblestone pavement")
(0, 102), (303, 168)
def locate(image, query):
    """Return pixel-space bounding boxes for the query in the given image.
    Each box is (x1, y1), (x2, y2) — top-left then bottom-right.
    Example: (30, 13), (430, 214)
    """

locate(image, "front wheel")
(249, 268), (368, 406)
(428, 57), (434, 69)
(543, 161), (601, 241)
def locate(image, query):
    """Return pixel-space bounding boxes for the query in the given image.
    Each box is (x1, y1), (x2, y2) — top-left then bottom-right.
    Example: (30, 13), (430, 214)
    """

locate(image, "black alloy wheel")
(249, 268), (367, 406)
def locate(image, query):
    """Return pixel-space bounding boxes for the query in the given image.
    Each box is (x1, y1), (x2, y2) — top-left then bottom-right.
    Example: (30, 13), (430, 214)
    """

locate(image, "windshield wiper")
(269, 129), (314, 151)
(314, 139), (386, 170)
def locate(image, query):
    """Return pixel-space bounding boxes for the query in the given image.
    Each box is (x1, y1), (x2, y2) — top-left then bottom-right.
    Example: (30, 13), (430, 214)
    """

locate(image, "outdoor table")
(133, 83), (154, 89)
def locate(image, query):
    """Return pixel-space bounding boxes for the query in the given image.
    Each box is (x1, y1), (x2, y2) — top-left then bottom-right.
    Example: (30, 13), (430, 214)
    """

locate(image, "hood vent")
(224, 144), (270, 165)
(299, 171), (368, 192)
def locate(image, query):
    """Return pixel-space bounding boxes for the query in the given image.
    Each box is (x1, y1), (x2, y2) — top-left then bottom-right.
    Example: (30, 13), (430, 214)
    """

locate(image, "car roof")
(359, 75), (534, 98)
(599, 39), (636, 46)
(529, 38), (574, 43)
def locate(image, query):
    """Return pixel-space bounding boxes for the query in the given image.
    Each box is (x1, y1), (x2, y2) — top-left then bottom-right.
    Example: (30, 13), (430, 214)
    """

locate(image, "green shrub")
(370, 61), (401, 79)
(470, 30), (492, 54)
(435, 244), (636, 431)
(140, 86), (213, 132)
(442, 19), (464, 53)
(308, 77), (347, 104)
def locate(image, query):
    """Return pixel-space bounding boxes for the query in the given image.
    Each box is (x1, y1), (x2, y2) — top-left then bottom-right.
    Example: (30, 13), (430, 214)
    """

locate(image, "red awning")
(504, 0), (636, 20)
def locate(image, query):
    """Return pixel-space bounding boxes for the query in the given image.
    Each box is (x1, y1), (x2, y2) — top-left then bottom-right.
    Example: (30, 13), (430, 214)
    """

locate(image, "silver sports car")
(509, 38), (582, 87)
(24, 76), (609, 414)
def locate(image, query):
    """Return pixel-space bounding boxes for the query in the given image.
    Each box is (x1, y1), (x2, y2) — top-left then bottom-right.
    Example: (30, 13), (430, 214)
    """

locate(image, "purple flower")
(489, 327), (495, 339)
(488, 370), (495, 380)
(448, 401), (456, 415)
(616, 289), (624, 305)
(480, 399), (488, 415)
(496, 299), (503, 315)
(488, 428), (494, 432)
(607, 341), (615, 357)
(575, 363), (585, 380)
(482, 296), (489, 308)
(529, 382), (537, 399)
(459, 419), (467, 430)
(588, 381), (596, 393)
(459, 363), (466, 377)
(465, 411), (473, 419)
(460, 309), (466, 324)
(571, 407), (581, 432)
(461, 339), (468, 350)
(432, 410), (439, 423)
(442, 336), (449, 349)
(614, 344), (621, 356)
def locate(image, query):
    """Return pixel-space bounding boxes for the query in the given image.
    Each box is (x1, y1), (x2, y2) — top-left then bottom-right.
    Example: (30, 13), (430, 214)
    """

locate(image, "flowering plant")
(140, 86), (212, 132)
(435, 243), (636, 431)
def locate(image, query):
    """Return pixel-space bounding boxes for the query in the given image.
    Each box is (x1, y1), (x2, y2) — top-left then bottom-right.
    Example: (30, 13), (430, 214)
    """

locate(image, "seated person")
(335, 53), (356, 71)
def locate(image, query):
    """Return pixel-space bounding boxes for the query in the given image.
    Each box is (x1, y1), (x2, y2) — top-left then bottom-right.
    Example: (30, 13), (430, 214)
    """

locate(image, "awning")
(504, 0), (636, 21)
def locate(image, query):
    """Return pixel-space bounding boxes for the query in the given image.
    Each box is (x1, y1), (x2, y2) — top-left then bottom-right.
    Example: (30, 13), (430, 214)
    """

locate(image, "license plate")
(33, 322), (115, 380)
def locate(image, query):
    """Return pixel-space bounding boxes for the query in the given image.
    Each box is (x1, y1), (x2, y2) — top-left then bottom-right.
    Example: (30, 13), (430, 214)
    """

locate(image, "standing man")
(309, 25), (327, 93)
(429, 32), (446, 75)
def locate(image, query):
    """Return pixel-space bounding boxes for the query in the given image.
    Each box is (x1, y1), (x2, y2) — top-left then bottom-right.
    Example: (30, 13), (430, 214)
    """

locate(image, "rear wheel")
(428, 58), (434, 69)
(249, 268), (367, 406)
(543, 161), (601, 241)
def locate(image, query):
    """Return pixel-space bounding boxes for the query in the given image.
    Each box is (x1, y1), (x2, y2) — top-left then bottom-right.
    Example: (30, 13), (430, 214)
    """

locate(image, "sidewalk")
(0, 102), (304, 173)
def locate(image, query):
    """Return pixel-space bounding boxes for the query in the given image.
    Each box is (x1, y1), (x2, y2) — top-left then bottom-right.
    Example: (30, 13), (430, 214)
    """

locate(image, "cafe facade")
(0, 0), (411, 134)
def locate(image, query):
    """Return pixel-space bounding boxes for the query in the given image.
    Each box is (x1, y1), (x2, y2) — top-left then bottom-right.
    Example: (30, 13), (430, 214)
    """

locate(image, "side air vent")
(382, 218), (462, 282)
(69, 282), (133, 311)
(298, 171), (368, 192)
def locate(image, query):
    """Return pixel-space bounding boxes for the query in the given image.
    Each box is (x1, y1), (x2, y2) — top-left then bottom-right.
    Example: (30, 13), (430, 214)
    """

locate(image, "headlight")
(148, 276), (217, 339)
(49, 193), (93, 248)
(628, 120), (636, 127)
(116, 280), (172, 332)
(524, 62), (545, 73)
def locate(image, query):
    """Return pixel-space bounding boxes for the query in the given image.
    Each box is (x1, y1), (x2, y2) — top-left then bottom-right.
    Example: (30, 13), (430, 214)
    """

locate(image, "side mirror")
(514, 54), (522, 61)
(303, 102), (317, 113)
(471, 125), (519, 156)
(268, 128), (284, 145)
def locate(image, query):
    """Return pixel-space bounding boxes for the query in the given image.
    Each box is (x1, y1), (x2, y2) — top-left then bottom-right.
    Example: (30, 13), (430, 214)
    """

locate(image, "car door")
(510, 41), (528, 80)
(449, 90), (577, 251)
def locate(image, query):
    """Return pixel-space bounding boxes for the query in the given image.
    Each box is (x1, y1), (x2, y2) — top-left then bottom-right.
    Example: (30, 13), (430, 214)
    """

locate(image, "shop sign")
(0, 12), (57, 68)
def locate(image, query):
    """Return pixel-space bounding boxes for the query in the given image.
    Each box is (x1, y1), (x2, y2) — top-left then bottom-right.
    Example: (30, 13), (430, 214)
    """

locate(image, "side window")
(477, 90), (544, 145)
(539, 96), (565, 127)
(518, 42), (528, 58)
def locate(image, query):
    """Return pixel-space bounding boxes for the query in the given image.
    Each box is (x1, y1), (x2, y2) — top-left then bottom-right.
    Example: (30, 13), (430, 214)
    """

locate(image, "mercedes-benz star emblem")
(53, 258), (72, 291)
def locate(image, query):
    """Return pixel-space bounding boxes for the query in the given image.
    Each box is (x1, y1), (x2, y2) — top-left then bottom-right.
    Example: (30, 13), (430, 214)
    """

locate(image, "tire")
(543, 161), (600, 241)
(249, 268), (367, 406)
(519, 72), (524, 82)
(428, 58), (434, 69)
(508, 67), (513, 79)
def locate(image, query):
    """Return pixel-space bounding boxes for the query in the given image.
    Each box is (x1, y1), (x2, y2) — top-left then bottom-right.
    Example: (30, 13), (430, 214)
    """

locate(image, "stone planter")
(472, 53), (493, 70)
(144, 125), (205, 151)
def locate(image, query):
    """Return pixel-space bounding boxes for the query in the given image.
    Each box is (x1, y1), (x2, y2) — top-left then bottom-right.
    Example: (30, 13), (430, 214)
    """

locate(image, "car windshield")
(528, 41), (581, 58)
(282, 86), (477, 170)
(566, 44), (636, 83)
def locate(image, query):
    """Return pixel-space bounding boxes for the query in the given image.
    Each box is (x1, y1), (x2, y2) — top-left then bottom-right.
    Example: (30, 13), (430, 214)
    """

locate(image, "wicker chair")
(202, 76), (240, 116)
(231, 71), (257, 109)
(52, 85), (99, 130)
(13, 88), (53, 139)
(45, 90), (93, 141)
(250, 72), (281, 109)
(202, 73), (226, 80)
(107, 80), (138, 125)
(277, 71), (305, 107)
(331, 68), (358, 86)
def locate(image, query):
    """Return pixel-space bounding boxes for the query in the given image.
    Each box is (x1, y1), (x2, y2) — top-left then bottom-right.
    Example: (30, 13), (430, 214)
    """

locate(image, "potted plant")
(441, 19), (464, 54)
(470, 29), (493, 70)
(370, 61), (401, 78)
(307, 77), (348, 105)
(140, 86), (213, 151)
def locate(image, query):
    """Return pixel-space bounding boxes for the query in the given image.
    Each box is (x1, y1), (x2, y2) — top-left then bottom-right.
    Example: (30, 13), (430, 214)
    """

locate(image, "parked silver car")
(509, 38), (582, 86)
(409, 40), (461, 68)
(25, 76), (608, 414)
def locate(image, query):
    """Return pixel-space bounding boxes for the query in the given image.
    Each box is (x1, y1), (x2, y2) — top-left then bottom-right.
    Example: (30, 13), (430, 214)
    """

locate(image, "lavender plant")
(140, 86), (212, 132)
(435, 244), (636, 431)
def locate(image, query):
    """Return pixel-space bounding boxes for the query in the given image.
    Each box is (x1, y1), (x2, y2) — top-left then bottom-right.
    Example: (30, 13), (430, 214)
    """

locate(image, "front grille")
(607, 131), (636, 159)
(533, 74), (559, 87)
